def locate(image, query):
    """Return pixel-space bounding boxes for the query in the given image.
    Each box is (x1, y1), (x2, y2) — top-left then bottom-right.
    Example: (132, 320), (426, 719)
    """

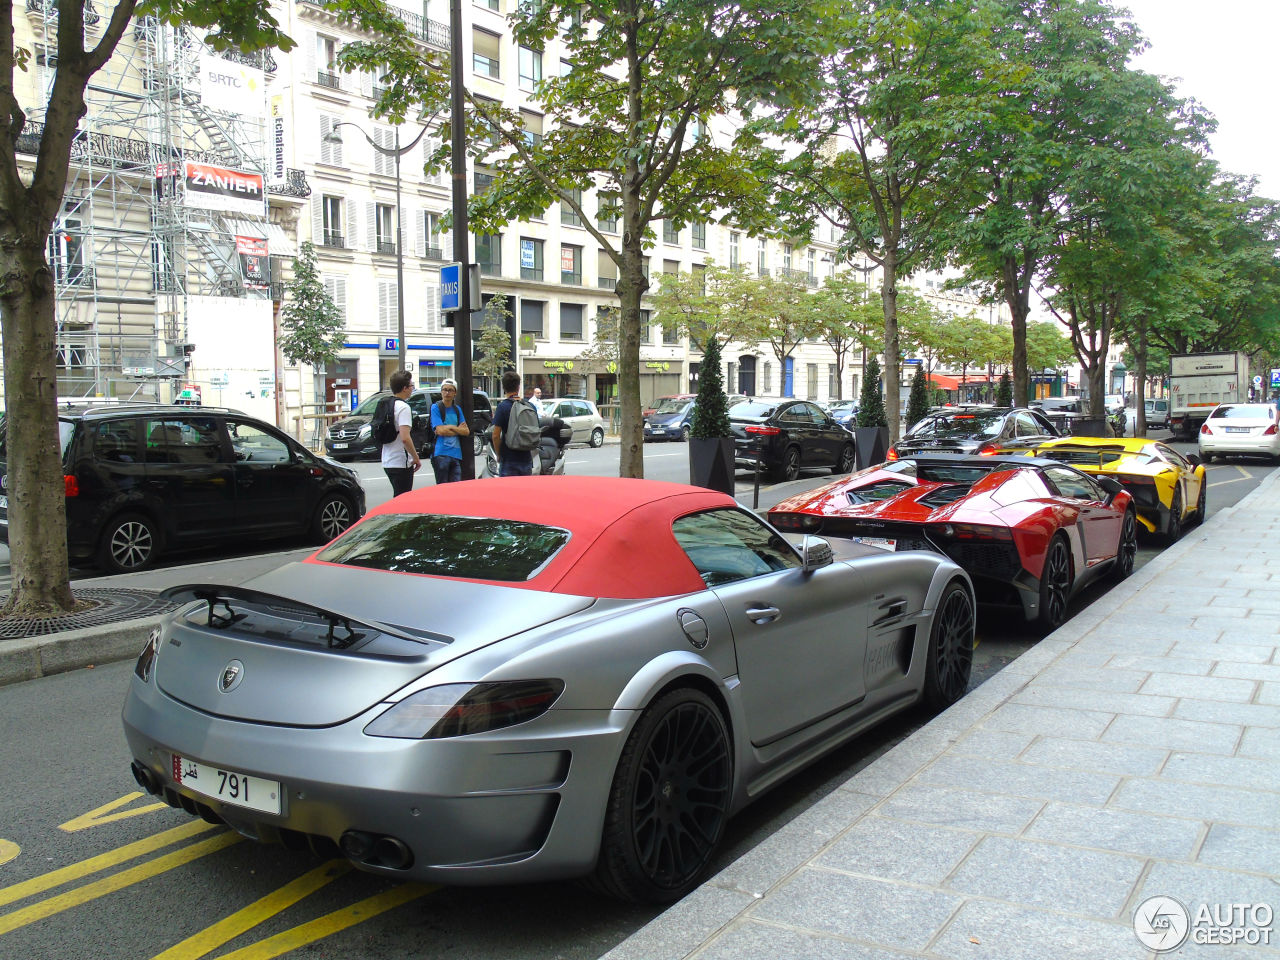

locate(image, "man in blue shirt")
(491, 370), (534, 476)
(429, 378), (469, 484)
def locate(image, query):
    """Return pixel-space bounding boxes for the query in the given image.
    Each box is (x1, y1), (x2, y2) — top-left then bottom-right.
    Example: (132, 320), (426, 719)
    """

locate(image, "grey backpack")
(505, 398), (543, 452)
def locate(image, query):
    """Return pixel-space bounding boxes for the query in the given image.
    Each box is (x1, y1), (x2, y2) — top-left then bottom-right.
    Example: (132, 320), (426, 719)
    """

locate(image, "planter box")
(688, 436), (735, 495)
(854, 426), (889, 470)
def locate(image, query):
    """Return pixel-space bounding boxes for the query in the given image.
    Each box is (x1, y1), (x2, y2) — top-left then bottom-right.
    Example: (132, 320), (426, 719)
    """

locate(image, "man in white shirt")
(381, 369), (421, 496)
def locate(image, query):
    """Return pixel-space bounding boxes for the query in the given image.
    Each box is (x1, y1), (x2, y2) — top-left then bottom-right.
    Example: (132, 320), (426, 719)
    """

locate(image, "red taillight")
(1265, 424), (1278, 436)
(64, 475), (79, 497)
(745, 424), (781, 435)
(885, 447), (899, 461)
(1200, 423), (1212, 435)
(976, 443), (998, 456)
(934, 522), (1013, 541)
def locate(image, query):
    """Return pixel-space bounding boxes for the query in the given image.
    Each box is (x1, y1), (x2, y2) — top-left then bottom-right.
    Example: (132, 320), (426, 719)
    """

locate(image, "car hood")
(329, 413), (372, 431)
(153, 563), (597, 727)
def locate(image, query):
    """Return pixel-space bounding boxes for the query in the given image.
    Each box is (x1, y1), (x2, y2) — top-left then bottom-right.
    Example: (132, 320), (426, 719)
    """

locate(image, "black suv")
(0, 404), (365, 573)
(326, 388), (492, 461)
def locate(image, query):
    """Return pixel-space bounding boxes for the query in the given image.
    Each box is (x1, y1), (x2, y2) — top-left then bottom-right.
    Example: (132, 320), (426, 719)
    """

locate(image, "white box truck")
(1168, 351), (1249, 439)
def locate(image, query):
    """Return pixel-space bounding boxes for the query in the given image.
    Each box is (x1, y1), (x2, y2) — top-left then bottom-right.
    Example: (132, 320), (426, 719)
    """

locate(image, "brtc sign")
(440, 262), (461, 312)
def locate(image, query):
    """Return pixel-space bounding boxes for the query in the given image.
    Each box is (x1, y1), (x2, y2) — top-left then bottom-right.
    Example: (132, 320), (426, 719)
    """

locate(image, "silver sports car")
(123, 476), (975, 903)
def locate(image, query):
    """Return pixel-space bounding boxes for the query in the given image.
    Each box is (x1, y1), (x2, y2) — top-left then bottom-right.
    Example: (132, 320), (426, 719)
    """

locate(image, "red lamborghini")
(768, 455), (1137, 631)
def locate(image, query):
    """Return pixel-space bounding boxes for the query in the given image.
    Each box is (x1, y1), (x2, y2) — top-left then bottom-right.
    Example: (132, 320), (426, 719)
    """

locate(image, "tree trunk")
(880, 251), (901, 441)
(1133, 317), (1149, 436)
(1002, 257), (1032, 408)
(615, 217), (647, 479)
(0, 238), (78, 616)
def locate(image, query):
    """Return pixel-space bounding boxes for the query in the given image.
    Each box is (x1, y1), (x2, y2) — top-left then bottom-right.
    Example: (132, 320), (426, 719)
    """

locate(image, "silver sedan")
(123, 476), (975, 903)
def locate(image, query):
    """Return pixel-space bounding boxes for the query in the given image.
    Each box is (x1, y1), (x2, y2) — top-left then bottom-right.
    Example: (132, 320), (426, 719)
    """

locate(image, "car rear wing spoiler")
(160, 583), (445, 649)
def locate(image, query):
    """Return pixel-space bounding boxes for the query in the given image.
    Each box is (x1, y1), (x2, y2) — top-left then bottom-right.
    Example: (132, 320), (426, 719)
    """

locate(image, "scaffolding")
(19, 2), (276, 399)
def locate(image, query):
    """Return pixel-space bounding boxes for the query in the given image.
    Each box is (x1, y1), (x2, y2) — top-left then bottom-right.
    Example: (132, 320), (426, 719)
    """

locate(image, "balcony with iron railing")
(322, 231), (346, 249)
(28, 0), (100, 24)
(424, 245), (444, 261)
(376, 240), (397, 255)
(316, 71), (341, 89)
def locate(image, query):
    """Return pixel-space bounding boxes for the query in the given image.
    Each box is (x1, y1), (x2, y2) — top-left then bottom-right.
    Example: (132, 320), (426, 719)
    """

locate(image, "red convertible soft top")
(310, 476), (738, 599)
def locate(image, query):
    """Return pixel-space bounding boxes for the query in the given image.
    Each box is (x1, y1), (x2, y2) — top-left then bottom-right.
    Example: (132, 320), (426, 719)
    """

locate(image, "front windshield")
(911, 413), (1005, 439)
(316, 514), (571, 581)
(653, 399), (692, 415)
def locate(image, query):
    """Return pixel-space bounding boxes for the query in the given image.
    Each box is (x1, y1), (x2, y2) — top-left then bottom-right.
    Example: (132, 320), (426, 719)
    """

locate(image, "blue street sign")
(440, 262), (461, 312)
(1271, 368), (1280, 388)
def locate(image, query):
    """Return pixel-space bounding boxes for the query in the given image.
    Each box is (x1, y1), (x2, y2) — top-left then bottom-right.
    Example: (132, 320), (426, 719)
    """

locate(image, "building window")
(692, 263), (706, 295)
(475, 232), (502, 275)
(518, 46), (542, 91)
(319, 115), (344, 165)
(317, 35), (339, 87)
(663, 220), (679, 244)
(729, 231), (740, 269)
(662, 322), (679, 345)
(520, 237), (544, 280)
(598, 193), (619, 233)
(421, 211), (448, 260)
(561, 243), (582, 285)
(473, 167), (496, 194)
(807, 363), (818, 400)
(692, 221), (706, 250)
(322, 195), (345, 248)
(807, 248), (816, 278)
(521, 299), (545, 338)
(828, 364), (837, 398)
(562, 187), (583, 227)
(763, 361), (772, 393)
(783, 243), (792, 271)
(374, 204), (396, 254)
(323, 275), (348, 324)
(377, 279), (398, 332)
(560, 303), (584, 340)
(727, 361), (736, 393)
(758, 239), (767, 276)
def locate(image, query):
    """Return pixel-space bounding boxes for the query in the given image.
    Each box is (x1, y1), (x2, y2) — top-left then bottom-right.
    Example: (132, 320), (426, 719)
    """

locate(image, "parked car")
(326, 389), (492, 461)
(827, 400), (859, 430)
(890, 408), (1059, 460)
(123, 476), (974, 904)
(541, 397), (606, 447)
(0, 403), (364, 574)
(768, 454), (1136, 631)
(644, 397), (696, 442)
(1017, 436), (1206, 542)
(1145, 398), (1170, 429)
(1197, 402), (1280, 463)
(730, 399), (856, 481)
(642, 393), (696, 418)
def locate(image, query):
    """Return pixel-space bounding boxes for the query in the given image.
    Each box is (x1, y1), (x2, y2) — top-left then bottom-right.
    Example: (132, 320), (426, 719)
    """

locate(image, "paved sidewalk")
(606, 468), (1280, 960)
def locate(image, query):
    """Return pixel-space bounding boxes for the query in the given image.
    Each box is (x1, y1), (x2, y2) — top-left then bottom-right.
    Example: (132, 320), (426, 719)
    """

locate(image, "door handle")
(745, 605), (780, 625)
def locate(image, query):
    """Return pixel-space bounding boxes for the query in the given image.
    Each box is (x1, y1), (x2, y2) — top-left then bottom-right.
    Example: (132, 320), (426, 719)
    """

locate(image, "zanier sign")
(182, 162), (265, 216)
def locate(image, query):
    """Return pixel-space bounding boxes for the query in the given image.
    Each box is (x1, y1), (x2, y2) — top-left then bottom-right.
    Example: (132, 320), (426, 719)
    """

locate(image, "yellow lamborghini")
(1015, 436), (1207, 542)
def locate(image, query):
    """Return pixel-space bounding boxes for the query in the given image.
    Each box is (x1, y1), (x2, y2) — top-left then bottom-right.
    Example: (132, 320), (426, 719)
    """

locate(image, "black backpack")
(371, 396), (399, 445)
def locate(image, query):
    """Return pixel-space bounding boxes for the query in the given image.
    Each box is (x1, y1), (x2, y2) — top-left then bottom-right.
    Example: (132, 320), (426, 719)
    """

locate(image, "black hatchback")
(0, 404), (365, 573)
(730, 399), (857, 481)
(889, 407), (1059, 460)
(326, 388), (492, 461)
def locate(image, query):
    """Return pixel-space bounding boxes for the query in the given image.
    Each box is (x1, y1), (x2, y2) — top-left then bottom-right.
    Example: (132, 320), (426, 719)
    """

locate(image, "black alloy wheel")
(312, 494), (353, 544)
(1166, 488), (1184, 544)
(835, 443), (856, 474)
(923, 581), (975, 710)
(1190, 477), (1207, 527)
(775, 446), (801, 482)
(98, 513), (158, 574)
(593, 688), (732, 904)
(1036, 535), (1072, 632)
(1112, 509), (1138, 580)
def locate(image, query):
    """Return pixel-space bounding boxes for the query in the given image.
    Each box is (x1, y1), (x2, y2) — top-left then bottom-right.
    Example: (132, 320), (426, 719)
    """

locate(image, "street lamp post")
(323, 121), (430, 378)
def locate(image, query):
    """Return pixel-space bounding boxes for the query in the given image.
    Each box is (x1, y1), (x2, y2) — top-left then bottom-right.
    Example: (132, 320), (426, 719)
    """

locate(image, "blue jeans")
(499, 460), (533, 477)
(431, 455), (462, 484)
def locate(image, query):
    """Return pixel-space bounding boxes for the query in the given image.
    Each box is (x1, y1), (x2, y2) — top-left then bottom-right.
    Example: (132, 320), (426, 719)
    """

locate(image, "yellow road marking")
(152, 860), (354, 960)
(59, 792), (169, 833)
(0, 831), (239, 935)
(0, 841), (18, 867)
(0, 820), (215, 909)
(211, 883), (436, 960)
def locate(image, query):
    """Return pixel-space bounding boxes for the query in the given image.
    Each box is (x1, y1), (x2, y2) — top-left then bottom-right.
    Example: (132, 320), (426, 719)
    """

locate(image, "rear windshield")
(910, 413), (1005, 438)
(730, 401), (777, 420)
(1210, 405), (1275, 420)
(315, 514), (571, 581)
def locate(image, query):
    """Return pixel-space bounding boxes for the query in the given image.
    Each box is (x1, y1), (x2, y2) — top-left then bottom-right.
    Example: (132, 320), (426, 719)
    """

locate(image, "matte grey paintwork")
(123, 536), (970, 887)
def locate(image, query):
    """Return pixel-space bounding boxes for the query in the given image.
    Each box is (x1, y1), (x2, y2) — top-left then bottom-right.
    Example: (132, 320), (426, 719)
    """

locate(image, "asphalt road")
(0, 436), (1272, 960)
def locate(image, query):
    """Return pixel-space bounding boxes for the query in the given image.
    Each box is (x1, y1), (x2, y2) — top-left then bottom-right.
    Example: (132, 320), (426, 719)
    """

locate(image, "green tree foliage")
(278, 243), (345, 370)
(649, 262), (759, 349)
(691, 335), (731, 439)
(905, 366), (930, 431)
(0, 0), (290, 616)
(340, 0), (834, 478)
(767, 0), (1007, 441)
(857, 356), (888, 427)
(726, 271), (822, 376)
(936, 314), (1003, 390)
(996, 371), (1013, 407)
(473, 295), (514, 389)
(810, 273), (882, 400)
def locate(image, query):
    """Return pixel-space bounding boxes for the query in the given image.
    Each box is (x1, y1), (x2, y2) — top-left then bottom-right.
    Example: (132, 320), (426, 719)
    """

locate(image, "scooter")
(480, 417), (571, 477)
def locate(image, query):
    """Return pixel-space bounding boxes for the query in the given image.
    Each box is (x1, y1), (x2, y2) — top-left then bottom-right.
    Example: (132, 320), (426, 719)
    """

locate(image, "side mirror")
(1097, 475), (1124, 504)
(800, 535), (834, 572)
(1186, 454), (1202, 467)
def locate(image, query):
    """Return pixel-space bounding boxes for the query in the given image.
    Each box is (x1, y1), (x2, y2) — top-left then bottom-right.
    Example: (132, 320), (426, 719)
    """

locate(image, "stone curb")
(0, 614), (163, 688)
(600, 467), (1280, 960)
